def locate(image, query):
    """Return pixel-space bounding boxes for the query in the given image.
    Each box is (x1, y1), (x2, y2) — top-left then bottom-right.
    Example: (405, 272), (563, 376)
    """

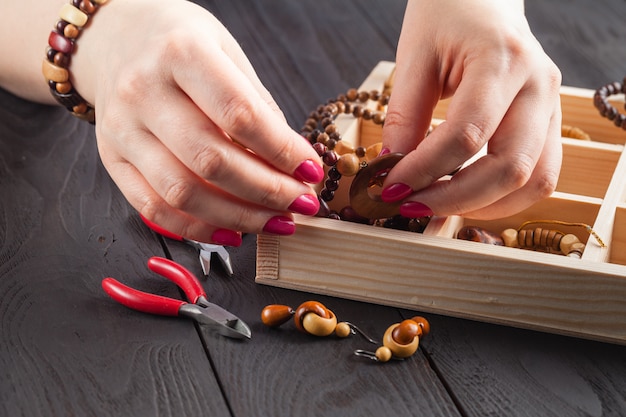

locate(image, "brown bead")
(56, 81), (72, 94)
(372, 112), (385, 125)
(63, 23), (80, 39)
(457, 226), (504, 245)
(79, 0), (96, 14)
(346, 88), (358, 101)
(324, 124), (337, 134)
(48, 31), (74, 54)
(73, 102), (88, 114)
(411, 316), (430, 336)
(357, 91), (370, 102)
(261, 304), (294, 327)
(339, 206), (370, 224)
(53, 51), (69, 68)
(392, 319), (420, 345)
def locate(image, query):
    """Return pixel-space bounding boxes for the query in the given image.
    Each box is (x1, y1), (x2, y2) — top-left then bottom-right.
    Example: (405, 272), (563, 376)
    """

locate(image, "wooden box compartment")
(256, 61), (626, 344)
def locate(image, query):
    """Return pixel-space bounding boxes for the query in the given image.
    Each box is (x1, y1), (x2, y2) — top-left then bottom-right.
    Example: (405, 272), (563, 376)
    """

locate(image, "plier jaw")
(180, 302), (251, 339)
(140, 214), (234, 277)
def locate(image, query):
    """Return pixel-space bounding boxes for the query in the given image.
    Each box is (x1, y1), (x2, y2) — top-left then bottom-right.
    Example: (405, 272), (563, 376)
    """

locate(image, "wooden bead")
(375, 346), (392, 363)
(293, 301), (330, 333)
(457, 226), (504, 245)
(63, 23), (80, 39)
(302, 310), (337, 336)
(260, 304), (294, 327)
(56, 81), (72, 94)
(382, 323), (420, 358)
(410, 316), (430, 336)
(59, 3), (88, 27)
(42, 59), (69, 83)
(566, 242), (585, 258)
(559, 233), (581, 254)
(335, 322), (352, 338)
(48, 31), (74, 55)
(391, 319), (420, 345)
(501, 228), (519, 247)
(335, 153), (361, 177)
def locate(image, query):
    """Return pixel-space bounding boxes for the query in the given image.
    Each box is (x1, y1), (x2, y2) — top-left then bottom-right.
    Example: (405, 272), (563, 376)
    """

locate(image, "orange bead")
(261, 304), (294, 327)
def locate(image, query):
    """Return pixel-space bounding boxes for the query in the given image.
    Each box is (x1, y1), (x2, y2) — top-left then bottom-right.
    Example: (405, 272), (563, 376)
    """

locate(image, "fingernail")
(263, 216), (296, 235)
(381, 183), (413, 202)
(288, 194), (320, 216)
(294, 159), (324, 183)
(378, 147), (391, 157)
(211, 229), (242, 247)
(400, 202), (434, 218)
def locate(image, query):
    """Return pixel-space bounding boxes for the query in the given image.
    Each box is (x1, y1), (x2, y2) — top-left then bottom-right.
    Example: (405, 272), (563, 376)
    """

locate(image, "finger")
(138, 89), (319, 217)
(382, 56), (533, 199)
(169, 39), (323, 184)
(398, 86), (560, 219)
(461, 102), (562, 219)
(102, 127), (298, 237)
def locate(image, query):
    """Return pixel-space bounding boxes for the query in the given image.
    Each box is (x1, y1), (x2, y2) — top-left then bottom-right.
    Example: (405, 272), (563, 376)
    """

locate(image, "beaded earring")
(354, 316), (430, 363)
(261, 301), (376, 342)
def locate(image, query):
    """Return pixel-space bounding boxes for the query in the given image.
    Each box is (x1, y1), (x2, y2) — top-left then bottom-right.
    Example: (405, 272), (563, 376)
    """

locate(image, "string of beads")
(299, 89), (430, 233)
(593, 78), (626, 131)
(42, 0), (108, 123)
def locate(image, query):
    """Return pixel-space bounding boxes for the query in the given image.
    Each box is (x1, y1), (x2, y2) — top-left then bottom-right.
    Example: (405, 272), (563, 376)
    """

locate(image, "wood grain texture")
(0, 93), (230, 416)
(2, 0), (626, 416)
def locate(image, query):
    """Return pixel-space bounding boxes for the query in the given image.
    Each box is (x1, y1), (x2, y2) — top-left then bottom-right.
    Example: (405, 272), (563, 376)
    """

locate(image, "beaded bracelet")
(299, 89), (431, 233)
(593, 78), (626, 131)
(42, 0), (108, 124)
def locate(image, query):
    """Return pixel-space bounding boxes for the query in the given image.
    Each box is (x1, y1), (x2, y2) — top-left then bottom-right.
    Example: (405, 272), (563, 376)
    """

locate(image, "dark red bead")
(48, 31), (74, 54)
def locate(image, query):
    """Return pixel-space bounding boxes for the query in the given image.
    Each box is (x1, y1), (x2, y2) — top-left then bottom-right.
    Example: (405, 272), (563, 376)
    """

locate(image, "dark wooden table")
(2, 1), (626, 416)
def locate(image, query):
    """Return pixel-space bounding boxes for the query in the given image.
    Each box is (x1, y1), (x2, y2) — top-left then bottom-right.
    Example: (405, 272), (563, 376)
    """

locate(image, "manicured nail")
(263, 216), (296, 235)
(288, 194), (320, 216)
(294, 159), (324, 183)
(381, 183), (413, 202)
(211, 229), (242, 247)
(378, 147), (391, 157)
(400, 202), (434, 218)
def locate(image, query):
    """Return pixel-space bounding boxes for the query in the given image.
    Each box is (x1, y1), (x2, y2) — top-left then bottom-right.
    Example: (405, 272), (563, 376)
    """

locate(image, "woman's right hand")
(72, 0), (323, 246)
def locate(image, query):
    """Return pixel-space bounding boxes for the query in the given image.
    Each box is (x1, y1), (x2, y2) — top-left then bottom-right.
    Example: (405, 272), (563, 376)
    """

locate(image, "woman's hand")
(72, 0), (323, 245)
(380, 0), (562, 220)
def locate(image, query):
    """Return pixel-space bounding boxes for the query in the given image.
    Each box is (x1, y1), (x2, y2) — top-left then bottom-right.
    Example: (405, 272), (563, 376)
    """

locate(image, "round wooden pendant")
(349, 153), (404, 219)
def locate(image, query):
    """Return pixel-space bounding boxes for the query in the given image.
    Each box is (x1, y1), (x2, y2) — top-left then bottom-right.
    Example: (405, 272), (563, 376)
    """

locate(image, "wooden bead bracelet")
(593, 78), (626, 131)
(42, 0), (108, 124)
(300, 89), (431, 233)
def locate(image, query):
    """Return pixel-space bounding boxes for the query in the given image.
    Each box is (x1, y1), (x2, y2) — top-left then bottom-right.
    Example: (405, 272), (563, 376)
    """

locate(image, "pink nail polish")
(211, 229), (242, 247)
(288, 194), (320, 216)
(400, 202), (434, 218)
(381, 183), (413, 203)
(263, 216), (296, 235)
(294, 159), (324, 183)
(378, 147), (391, 157)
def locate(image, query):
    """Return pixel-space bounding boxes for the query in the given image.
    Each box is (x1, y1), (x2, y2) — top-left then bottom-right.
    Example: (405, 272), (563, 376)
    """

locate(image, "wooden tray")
(256, 61), (626, 345)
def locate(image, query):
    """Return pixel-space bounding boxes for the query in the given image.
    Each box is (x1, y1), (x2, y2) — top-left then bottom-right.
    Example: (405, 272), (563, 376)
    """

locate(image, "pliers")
(140, 214), (234, 277)
(102, 256), (251, 339)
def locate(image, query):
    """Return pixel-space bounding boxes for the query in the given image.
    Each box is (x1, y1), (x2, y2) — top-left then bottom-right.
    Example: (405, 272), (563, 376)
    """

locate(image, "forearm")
(0, 0), (66, 103)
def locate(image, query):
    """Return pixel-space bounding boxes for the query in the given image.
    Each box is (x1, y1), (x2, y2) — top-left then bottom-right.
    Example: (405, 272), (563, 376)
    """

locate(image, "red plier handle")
(102, 257), (207, 316)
